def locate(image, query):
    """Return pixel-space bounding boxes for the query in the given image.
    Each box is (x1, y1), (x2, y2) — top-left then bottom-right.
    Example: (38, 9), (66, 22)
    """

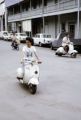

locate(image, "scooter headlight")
(35, 71), (38, 74)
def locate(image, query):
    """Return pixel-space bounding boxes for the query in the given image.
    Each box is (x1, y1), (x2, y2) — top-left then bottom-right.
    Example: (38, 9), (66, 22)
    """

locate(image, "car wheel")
(51, 45), (53, 50)
(39, 42), (42, 47)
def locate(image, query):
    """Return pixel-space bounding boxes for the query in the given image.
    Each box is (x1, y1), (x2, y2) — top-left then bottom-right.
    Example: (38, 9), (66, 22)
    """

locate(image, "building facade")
(0, 0), (5, 31)
(5, 0), (81, 38)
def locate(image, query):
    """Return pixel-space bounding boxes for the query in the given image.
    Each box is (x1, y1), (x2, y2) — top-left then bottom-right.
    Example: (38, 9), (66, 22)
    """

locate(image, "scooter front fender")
(28, 78), (39, 85)
(69, 50), (78, 54)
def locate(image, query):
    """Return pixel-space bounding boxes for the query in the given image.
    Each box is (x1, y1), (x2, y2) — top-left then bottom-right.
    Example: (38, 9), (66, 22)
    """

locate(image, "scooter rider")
(21, 37), (41, 65)
(56, 32), (78, 57)
(11, 32), (20, 49)
(62, 32), (71, 53)
(17, 37), (42, 93)
(17, 37), (41, 81)
(62, 32), (70, 47)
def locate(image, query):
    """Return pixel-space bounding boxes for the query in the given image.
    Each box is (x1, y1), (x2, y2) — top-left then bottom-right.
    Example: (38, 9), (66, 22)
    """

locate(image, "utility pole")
(58, 0), (61, 33)
(1, 15), (3, 31)
(18, 0), (22, 32)
(42, 0), (45, 34)
(30, 0), (32, 37)
(77, 0), (80, 38)
(5, 7), (8, 31)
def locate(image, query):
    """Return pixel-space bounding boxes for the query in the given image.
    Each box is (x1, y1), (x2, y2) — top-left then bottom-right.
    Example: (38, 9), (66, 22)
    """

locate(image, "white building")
(0, 0), (5, 31)
(5, 0), (81, 38)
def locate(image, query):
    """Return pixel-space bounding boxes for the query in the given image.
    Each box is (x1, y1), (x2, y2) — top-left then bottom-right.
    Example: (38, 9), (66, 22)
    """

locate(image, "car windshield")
(3, 32), (8, 36)
(43, 35), (51, 38)
(47, 35), (51, 38)
(56, 32), (67, 39)
(20, 33), (26, 36)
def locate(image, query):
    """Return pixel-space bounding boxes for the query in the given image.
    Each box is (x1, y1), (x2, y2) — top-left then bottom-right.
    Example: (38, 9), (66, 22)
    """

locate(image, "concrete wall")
(44, 17), (55, 38)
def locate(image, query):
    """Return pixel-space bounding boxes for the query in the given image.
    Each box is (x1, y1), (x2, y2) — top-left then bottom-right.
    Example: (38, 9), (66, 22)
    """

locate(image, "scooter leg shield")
(17, 67), (24, 79)
(28, 78), (39, 85)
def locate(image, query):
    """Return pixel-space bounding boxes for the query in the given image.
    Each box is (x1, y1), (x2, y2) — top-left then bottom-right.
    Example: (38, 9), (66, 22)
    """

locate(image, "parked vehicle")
(51, 32), (66, 50)
(15, 33), (27, 42)
(33, 33), (53, 47)
(55, 42), (78, 58)
(0, 31), (11, 41)
(17, 60), (41, 94)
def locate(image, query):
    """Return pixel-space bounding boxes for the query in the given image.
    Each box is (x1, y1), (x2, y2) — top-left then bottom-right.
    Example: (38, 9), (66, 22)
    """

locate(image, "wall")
(44, 16), (56, 38)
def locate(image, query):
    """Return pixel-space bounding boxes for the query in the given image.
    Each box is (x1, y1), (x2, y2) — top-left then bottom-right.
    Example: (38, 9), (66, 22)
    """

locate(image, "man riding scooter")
(11, 32), (20, 50)
(56, 32), (78, 57)
(17, 37), (42, 94)
(62, 32), (70, 47)
(21, 37), (41, 66)
(62, 32), (71, 54)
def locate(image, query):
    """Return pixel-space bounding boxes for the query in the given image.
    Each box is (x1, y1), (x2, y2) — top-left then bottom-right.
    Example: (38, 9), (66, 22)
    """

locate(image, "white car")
(15, 33), (27, 42)
(33, 33), (53, 46)
(0, 31), (11, 41)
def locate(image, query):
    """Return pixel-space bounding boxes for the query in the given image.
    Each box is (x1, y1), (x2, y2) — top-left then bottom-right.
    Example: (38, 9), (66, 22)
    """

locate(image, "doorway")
(68, 23), (75, 38)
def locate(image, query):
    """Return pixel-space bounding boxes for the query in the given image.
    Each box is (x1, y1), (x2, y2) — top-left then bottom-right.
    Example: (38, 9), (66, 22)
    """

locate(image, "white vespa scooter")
(17, 60), (41, 94)
(55, 42), (78, 58)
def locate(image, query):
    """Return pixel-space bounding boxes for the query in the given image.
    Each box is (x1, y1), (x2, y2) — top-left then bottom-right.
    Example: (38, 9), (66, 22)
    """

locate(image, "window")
(55, 0), (58, 4)
(61, 23), (66, 32)
(3, 32), (8, 36)
(44, 0), (47, 6)
(14, 5), (20, 14)
(32, 0), (37, 9)
(69, 23), (75, 38)
(20, 33), (26, 36)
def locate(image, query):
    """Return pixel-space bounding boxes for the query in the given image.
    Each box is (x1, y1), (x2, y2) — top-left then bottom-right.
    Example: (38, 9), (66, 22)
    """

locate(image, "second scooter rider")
(62, 32), (71, 53)
(62, 32), (70, 47)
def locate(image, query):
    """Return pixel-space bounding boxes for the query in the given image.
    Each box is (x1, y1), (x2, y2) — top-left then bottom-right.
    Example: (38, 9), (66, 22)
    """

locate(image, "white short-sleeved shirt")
(62, 36), (70, 47)
(22, 46), (36, 63)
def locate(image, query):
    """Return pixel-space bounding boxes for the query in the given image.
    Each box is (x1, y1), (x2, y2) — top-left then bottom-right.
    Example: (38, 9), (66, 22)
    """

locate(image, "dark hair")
(64, 45), (69, 52)
(26, 37), (34, 46)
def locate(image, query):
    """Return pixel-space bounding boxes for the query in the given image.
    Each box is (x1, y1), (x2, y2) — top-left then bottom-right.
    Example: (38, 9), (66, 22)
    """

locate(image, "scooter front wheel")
(29, 84), (37, 94)
(71, 53), (77, 58)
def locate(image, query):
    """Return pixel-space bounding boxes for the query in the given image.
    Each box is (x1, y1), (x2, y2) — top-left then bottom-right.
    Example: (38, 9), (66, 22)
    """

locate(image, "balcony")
(8, 0), (80, 22)
(44, 0), (79, 16)
(8, 7), (43, 22)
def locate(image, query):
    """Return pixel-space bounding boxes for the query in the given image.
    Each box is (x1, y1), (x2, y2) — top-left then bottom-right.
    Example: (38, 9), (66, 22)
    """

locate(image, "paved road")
(0, 40), (81, 120)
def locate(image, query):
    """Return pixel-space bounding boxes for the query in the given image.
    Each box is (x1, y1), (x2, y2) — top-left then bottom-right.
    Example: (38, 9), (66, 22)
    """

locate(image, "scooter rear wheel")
(29, 84), (37, 94)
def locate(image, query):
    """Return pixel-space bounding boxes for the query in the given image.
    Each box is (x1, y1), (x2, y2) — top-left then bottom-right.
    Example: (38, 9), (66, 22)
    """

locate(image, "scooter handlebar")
(32, 60), (42, 64)
(21, 60), (42, 65)
(38, 61), (42, 64)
